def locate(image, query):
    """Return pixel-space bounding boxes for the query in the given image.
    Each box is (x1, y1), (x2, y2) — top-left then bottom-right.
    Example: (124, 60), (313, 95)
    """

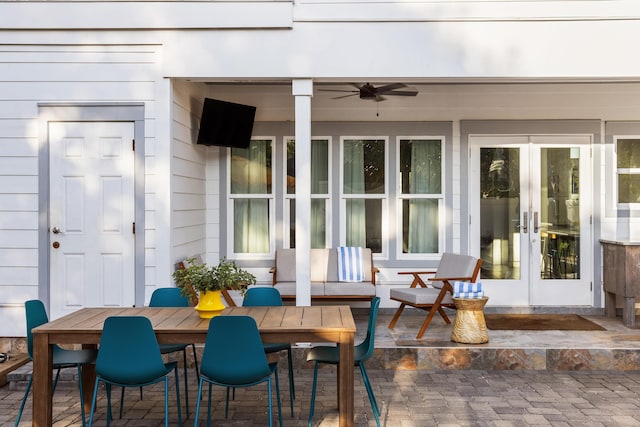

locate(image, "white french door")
(470, 135), (592, 306)
(49, 121), (135, 319)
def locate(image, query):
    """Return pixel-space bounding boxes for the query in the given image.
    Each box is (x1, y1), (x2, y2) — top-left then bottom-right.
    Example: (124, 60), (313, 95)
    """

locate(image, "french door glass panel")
(471, 136), (591, 306)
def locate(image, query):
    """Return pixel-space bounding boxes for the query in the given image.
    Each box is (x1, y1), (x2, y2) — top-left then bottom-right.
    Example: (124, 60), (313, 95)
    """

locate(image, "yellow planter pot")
(195, 290), (226, 318)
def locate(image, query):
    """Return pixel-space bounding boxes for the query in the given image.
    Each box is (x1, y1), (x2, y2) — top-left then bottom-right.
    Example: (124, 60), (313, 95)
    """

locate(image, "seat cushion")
(390, 287), (453, 305)
(274, 282), (325, 297)
(324, 282), (376, 296)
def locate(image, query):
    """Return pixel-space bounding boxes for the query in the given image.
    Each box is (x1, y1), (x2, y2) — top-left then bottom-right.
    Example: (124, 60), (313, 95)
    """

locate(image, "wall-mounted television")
(196, 98), (256, 148)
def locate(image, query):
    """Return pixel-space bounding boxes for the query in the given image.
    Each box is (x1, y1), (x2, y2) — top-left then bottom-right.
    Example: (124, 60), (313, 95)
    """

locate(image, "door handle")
(521, 211), (528, 233)
(533, 211), (539, 233)
(52, 226), (61, 234)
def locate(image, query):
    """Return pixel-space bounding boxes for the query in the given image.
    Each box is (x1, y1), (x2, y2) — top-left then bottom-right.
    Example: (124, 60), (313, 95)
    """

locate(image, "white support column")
(293, 79), (313, 306)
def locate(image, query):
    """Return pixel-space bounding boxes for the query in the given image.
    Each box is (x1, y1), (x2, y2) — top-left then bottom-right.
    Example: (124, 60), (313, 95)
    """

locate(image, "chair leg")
(267, 377), (273, 427)
(118, 387), (125, 418)
(225, 384), (231, 418)
(172, 366), (183, 427)
(105, 383), (113, 427)
(52, 367), (62, 392)
(14, 373), (32, 427)
(278, 346), (294, 417)
(359, 364), (381, 427)
(180, 348), (190, 419)
(274, 367), (283, 427)
(76, 365), (87, 427)
(207, 382), (213, 425)
(88, 378), (101, 427)
(119, 385), (143, 418)
(193, 378), (205, 426)
(416, 308), (439, 339)
(287, 346), (296, 402)
(388, 303), (407, 329)
(190, 343), (200, 378)
(308, 362), (319, 427)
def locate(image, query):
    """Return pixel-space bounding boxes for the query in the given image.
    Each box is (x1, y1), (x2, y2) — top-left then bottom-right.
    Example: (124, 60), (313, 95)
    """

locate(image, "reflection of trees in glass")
(617, 139), (640, 168)
(481, 148), (519, 198)
(343, 139), (385, 194)
(617, 139), (640, 203)
(399, 139), (441, 194)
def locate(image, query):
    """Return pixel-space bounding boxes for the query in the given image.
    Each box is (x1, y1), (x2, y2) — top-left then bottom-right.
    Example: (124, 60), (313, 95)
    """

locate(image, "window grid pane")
(399, 139), (442, 194)
(231, 140), (272, 194)
(343, 139), (385, 194)
(286, 138), (329, 195)
(399, 138), (443, 255)
(230, 139), (273, 254)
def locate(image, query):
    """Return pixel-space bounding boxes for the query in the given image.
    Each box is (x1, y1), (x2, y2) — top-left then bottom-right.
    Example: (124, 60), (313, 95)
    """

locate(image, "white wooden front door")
(49, 121), (135, 319)
(469, 135), (592, 306)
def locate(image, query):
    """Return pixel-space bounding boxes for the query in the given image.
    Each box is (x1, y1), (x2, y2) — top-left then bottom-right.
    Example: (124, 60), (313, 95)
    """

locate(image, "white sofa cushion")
(274, 282), (326, 297)
(324, 282), (376, 296)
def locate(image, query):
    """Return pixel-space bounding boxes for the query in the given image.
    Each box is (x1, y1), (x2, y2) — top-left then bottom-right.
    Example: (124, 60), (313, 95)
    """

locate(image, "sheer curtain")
(408, 140), (440, 253)
(344, 140), (366, 246)
(233, 141), (270, 253)
(311, 140), (328, 248)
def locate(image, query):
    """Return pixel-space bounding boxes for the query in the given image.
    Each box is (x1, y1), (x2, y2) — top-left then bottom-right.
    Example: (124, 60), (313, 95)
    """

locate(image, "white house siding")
(170, 80), (208, 271)
(0, 42), (164, 337)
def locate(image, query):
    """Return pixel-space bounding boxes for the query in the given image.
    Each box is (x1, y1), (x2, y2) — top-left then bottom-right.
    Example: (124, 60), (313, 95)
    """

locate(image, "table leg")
(337, 333), (355, 427)
(32, 333), (53, 426)
(82, 344), (98, 416)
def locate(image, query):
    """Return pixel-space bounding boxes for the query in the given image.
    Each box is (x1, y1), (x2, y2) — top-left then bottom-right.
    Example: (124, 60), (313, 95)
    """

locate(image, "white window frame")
(395, 136), (446, 260)
(339, 136), (389, 257)
(614, 135), (640, 210)
(283, 136), (332, 249)
(226, 137), (276, 260)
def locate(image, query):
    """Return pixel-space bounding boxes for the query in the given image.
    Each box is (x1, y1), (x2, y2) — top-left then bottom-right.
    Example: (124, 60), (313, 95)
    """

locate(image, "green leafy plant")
(172, 257), (256, 305)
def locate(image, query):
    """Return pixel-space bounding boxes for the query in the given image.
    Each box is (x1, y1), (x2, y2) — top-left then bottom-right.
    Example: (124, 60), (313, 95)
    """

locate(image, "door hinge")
(132, 222), (135, 234)
(132, 139), (135, 151)
(590, 282), (593, 291)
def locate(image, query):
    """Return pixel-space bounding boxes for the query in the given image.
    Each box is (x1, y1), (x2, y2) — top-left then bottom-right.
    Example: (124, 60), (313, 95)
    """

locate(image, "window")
(341, 138), (386, 254)
(229, 139), (274, 256)
(285, 138), (330, 248)
(398, 138), (443, 255)
(616, 138), (640, 206)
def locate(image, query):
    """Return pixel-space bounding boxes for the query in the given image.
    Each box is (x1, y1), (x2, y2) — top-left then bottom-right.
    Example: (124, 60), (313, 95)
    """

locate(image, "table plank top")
(33, 305), (356, 335)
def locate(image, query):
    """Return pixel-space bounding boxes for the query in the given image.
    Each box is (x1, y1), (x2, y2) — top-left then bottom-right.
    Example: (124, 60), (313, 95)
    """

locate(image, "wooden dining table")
(31, 305), (357, 426)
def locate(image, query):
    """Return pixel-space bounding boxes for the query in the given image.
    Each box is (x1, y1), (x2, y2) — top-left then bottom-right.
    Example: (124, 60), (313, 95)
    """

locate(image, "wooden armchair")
(388, 253), (482, 339)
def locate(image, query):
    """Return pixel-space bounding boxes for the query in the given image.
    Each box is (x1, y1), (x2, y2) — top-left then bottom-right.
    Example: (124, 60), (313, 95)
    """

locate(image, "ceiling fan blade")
(375, 83), (407, 94)
(318, 89), (359, 93)
(386, 90), (418, 96)
(333, 93), (359, 99)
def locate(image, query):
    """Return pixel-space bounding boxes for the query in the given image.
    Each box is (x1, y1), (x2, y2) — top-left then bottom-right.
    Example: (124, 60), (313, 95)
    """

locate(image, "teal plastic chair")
(194, 315), (283, 427)
(242, 287), (295, 416)
(307, 296), (381, 427)
(119, 288), (198, 418)
(15, 300), (97, 427)
(88, 316), (183, 427)
(129, 287), (198, 418)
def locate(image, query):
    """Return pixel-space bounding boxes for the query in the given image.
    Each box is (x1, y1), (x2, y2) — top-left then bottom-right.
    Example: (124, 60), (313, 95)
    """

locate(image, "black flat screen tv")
(196, 98), (256, 148)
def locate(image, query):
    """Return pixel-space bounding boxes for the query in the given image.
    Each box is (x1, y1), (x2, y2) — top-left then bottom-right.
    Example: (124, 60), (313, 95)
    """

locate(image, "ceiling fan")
(319, 83), (418, 102)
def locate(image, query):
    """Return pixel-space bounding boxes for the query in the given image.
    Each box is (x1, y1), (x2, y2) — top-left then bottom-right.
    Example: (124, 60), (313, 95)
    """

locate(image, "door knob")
(52, 226), (61, 234)
(52, 241), (60, 249)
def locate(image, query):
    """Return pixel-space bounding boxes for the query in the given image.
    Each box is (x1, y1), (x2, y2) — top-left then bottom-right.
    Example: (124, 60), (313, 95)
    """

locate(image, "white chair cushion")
(390, 287), (453, 305)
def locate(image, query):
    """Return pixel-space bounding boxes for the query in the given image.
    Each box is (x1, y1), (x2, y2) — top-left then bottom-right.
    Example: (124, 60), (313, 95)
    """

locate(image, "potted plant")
(172, 257), (256, 318)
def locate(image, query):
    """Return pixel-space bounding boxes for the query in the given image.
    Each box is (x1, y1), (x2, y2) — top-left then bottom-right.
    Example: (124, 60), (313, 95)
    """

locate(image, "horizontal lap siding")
(171, 80), (207, 266)
(0, 44), (160, 336)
